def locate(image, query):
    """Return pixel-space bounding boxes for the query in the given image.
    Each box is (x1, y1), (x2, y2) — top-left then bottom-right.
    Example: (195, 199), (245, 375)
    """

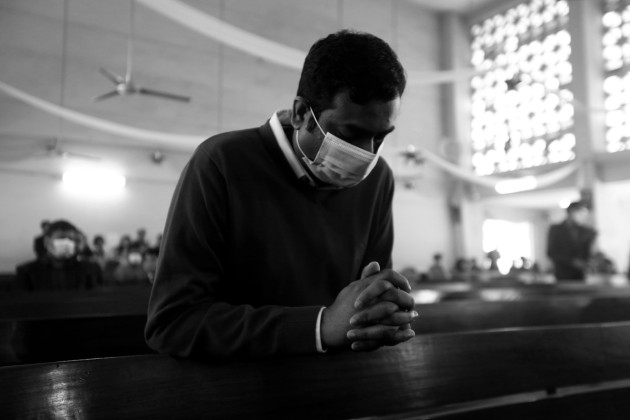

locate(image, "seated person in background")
(426, 253), (450, 281)
(114, 234), (132, 261)
(32, 219), (50, 260)
(145, 30), (417, 360)
(147, 233), (162, 256)
(16, 219), (102, 291)
(451, 258), (475, 282)
(131, 228), (150, 255)
(113, 245), (151, 286)
(91, 234), (108, 270)
(76, 230), (94, 261)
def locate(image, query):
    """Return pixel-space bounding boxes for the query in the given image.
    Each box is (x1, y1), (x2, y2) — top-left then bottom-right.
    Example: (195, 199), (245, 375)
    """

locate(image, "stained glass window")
(469, 0), (574, 175)
(602, 0), (630, 153)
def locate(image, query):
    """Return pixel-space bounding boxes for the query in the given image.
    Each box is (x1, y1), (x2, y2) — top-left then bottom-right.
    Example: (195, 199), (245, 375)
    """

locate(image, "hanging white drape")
(137, 0), (306, 70)
(137, 0), (479, 86)
(0, 81), (204, 150)
(0, 79), (577, 193)
(418, 146), (579, 192)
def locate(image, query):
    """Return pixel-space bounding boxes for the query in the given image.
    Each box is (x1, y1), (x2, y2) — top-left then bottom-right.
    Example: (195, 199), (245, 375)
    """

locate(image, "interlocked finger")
(349, 301), (400, 327)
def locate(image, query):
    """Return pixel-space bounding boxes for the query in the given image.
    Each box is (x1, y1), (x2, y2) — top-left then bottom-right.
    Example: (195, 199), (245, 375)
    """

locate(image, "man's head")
(296, 30), (406, 121)
(566, 201), (589, 225)
(44, 220), (81, 260)
(291, 30), (405, 185)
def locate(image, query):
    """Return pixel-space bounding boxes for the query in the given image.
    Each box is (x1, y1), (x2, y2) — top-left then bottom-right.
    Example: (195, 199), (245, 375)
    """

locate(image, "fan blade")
(93, 90), (120, 102)
(99, 67), (125, 85)
(138, 87), (190, 102)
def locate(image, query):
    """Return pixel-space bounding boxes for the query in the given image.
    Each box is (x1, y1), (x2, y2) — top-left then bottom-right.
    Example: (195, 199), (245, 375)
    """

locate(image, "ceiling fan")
(94, 0), (190, 103)
(0, 135), (101, 163)
(41, 138), (102, 161)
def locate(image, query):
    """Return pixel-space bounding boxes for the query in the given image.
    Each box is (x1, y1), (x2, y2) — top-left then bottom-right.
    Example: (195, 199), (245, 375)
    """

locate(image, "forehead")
(322, 91), (400, 132)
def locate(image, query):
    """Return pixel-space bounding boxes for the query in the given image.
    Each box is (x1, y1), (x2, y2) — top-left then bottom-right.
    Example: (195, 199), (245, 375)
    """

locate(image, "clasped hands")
(321, 261), (418, 352)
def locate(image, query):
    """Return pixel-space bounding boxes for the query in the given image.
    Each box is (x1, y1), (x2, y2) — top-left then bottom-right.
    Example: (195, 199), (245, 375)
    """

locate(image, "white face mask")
(49, 238), (77, 259)
(295, 109), (379, 188)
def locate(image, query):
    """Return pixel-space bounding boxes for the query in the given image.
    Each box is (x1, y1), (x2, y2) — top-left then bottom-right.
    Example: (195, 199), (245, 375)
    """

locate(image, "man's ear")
(291, 96), (309, 129)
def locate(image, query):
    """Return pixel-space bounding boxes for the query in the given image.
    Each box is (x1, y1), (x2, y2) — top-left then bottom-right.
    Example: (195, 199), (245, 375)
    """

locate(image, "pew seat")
(2, 322), (630, 419)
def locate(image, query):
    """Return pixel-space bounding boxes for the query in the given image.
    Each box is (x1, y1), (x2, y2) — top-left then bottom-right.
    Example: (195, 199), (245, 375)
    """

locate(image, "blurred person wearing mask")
(16, 220), (102, 291)
(547, 201), (598, 281)
(146, 30), (417, 360)
(113, 245), (151, 286)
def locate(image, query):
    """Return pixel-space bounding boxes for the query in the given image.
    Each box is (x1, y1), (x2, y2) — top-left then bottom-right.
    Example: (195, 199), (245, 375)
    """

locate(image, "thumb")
(361, 261), (381, 279)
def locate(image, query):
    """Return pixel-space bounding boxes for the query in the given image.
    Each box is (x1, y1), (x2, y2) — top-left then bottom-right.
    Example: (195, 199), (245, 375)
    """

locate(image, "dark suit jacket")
(546, 221), (597, 281)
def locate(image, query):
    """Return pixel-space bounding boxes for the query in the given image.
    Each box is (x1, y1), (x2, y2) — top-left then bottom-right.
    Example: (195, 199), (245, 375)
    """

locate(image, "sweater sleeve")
(361, 163), (395, 271)
(145, 145), (321, 359)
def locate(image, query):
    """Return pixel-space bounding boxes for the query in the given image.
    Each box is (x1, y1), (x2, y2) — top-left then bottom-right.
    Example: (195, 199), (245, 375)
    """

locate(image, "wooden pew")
(414, 295), (630, 334)
(0, 286), (153, 365)
(0, 315), (152, 365)
(0, 285), (151, 319)
(2, 322), (630, 419)
(399, 385), (630, 420)
(412, 281), (630, 303)
(2, 288), (630, 365)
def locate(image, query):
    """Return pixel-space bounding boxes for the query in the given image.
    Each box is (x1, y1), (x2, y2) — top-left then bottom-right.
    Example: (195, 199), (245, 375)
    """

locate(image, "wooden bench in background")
(3, 285), (630, 365)
(412, 280), (630, 303)
(415, 295), (630, 334)
(0, 286), (153, 365)
(2, 322), (630, 419)
(0, 285), (151, 319)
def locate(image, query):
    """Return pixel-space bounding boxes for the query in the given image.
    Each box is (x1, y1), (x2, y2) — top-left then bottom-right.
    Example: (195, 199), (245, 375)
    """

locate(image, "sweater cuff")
(315, 307), (327, 353)
(281, 306), (324, 355)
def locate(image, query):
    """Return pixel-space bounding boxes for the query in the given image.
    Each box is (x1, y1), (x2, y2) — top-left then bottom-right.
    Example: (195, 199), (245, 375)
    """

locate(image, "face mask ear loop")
(309, 107), (326, 136)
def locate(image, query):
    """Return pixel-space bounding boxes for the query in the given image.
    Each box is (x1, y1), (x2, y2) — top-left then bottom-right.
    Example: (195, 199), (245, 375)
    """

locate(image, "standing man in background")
(146, 30), (417, 359)
(547, 201), (597, 281)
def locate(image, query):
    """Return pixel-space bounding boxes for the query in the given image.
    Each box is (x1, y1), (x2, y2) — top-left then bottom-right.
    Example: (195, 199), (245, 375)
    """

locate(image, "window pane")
(470, 0), (575, 175)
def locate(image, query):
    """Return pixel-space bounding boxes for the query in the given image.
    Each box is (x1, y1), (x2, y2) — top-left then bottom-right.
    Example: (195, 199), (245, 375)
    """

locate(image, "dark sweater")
(145, 114), (395, 359)
(16, 257), (101, 291)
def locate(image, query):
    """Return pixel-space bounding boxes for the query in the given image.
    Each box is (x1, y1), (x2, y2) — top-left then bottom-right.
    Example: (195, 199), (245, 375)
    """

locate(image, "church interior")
(2, 0), (630, 418)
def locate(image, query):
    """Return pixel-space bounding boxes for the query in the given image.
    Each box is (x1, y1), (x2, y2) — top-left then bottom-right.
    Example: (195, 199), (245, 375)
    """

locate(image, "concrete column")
(568, 0), (606, 204)
(439, 12), (480, 260)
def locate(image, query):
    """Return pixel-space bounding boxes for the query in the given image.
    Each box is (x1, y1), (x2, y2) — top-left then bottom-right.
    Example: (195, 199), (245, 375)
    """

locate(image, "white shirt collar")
(269, 112), (315, 186)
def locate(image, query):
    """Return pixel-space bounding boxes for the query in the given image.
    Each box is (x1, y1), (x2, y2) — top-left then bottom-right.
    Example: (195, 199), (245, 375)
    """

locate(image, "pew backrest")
(2, 322), (630, 419)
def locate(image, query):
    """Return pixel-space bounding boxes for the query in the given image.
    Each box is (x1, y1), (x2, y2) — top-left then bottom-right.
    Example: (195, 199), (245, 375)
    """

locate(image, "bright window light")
(483, 219), (534, 275)
(470, 0), (574, 175)
(62, 167), (126, 194)
(602, 0), (630, 153)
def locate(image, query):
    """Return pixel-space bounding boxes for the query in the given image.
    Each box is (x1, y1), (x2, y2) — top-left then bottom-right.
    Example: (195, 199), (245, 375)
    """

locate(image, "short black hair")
(45, 219), (79, 237)
(297, 30), (406, 118)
